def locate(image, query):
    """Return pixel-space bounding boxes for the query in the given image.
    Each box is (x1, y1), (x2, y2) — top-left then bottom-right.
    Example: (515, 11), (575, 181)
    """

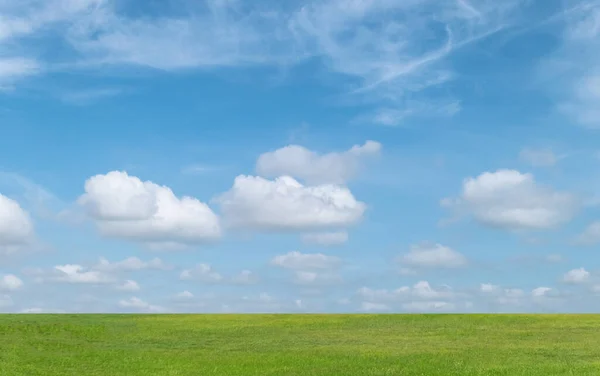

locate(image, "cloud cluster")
(358, 281), (462, 312)
(24, 256), (170, 291)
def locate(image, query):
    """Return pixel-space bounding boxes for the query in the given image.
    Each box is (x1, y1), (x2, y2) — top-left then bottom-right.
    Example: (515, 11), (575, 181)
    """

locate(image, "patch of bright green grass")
(2, 314), (600, 375)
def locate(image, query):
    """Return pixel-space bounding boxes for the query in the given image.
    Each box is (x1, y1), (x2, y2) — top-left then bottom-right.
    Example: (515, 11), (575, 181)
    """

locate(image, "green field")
(1, 314), (600, 375)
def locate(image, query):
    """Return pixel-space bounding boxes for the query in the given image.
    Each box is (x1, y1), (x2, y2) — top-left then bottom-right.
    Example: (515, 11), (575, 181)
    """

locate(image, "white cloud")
(216, 175), (366, 232)
(118, 297), (166, 313)
(443, 169), (578, 230)
(78, 171), (220, 246)
(0, 274), (23, 291)
(0, 58), (41, 86)
(256, 140), (381, 185)
(175, 291), (194, 300)
(402, 301), (455, 312)
(52, 264), (115, 285)
(575, 221), (600, 245)
(360, 302), (391, 312)
(231, 270), (259, 285)
(357, 281), (467, 312)
(563, 267), (590, 284)
(480, 283), (500, 293)
(301, 232), (348, 246)
(292, 270), (342, 286)
(19, 307), (65, 314)
(358, 281), (456, 303)
(542, 4), (600, 128)
(519, 148), (561, 167)
(532, 287), (552, 297)
(271, 251), (341, 270)
(180, 264), (259, 286)
(180, 264), (223, 283)
(94, 257), (171, 273)
(0, 193), (34, 253)
(398, 243), (467, 269)
(116, 280), (140, 292)
(0, 1), (527, 129)
(365, 100), (461, 126)
(289, 0), (523, 115)
(28, 258), (158, 290)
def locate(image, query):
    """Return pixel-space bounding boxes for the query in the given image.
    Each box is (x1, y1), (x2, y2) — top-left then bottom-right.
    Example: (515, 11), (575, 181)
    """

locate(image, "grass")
(2, 314), (600, 375)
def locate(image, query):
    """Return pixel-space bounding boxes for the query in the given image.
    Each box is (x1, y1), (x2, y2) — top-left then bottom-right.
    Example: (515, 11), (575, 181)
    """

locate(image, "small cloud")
(118, 297), (166, 313)
(231, 270), (259, 285)
(271, 251), (341, 270)
(563, 268), (590, 284)
(0, 274), (23, 291)
(180, 264), (223, 283)
(398, 243), (467, 269)
(175, 291), (194, 300)
(519, 148), (563, 167)
(480, 283), (500, 293)
(256, 140), (381, 185)
(575, 221), (600, 245)
(360, 302), (391, 312)
(531, 287), (552, 297)
(115, 280), (140, 292)
(59, 87), (125, 105)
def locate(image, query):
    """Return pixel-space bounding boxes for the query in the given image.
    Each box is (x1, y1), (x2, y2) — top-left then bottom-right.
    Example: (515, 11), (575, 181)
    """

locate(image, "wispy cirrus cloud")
(0, 0), (534, 117)
(538, 0), (600, 128)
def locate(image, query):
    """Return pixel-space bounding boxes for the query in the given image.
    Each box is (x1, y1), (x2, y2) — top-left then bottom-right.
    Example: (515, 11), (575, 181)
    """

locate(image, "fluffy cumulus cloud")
(256, 140), (381, 185)
(442, 169), (578, 230)
(216, 175), (366, 232)
(398, 243), (467, 269)
(78, 171), (221, 248)
(0, 194), (34, 253)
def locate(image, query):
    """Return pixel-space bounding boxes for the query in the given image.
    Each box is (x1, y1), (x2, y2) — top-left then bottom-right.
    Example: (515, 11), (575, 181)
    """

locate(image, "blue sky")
(1, 0), (600, 313)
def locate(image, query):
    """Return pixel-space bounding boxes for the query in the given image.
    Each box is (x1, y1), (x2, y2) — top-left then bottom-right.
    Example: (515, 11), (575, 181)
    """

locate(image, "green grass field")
(1, 314), (600, 375)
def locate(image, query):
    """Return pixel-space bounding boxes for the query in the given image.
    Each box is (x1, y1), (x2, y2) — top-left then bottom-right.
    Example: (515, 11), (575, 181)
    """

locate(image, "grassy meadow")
(1, 314), (600, 375)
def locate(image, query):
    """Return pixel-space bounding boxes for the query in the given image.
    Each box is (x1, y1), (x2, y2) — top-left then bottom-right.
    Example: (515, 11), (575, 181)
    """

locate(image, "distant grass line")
(2, 314), (600, 375)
